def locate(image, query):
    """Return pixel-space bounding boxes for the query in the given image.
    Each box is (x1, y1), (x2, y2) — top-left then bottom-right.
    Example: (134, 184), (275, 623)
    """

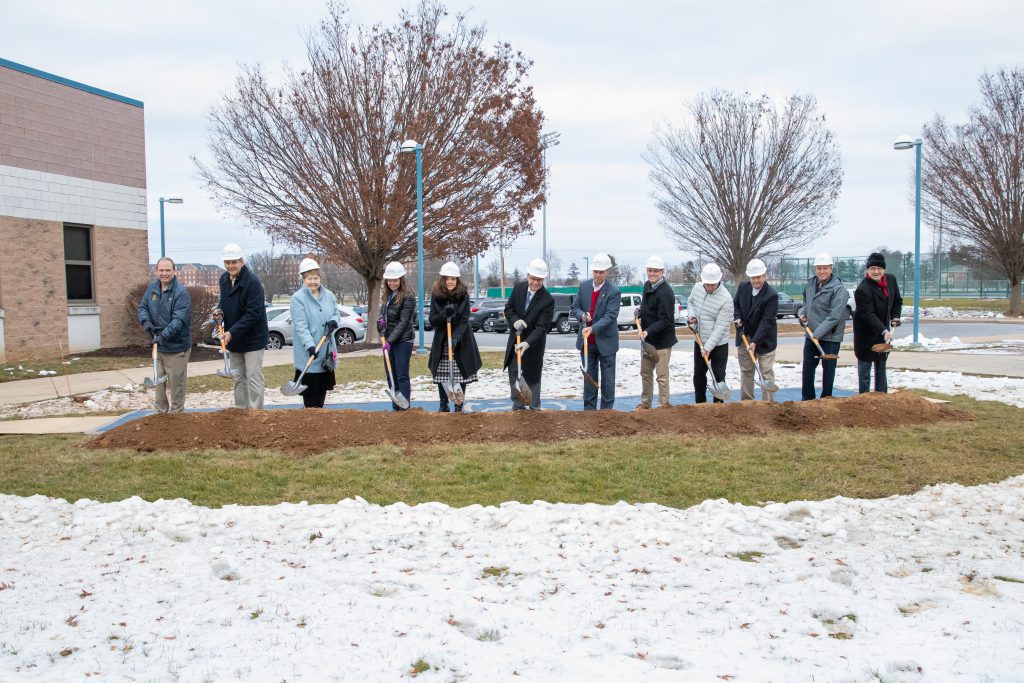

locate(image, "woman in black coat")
(378, 261), (417, 410)
(853, 252), (903, 393)
(427, 262), (482, 412)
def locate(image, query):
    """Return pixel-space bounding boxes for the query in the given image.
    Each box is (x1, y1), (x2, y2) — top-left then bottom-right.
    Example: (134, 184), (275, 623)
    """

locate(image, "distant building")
(153, 262), (222, 291)
(0, 58), (148, 361)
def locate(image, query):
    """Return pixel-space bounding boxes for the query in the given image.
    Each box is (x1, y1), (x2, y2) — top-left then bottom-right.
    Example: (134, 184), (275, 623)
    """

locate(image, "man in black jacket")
(214, 243), (269, 409)
(503, 258), (555, 409)
(732, 258), (779, 402)
(636, 255), (677, 409)
(853, 252), (903, 393)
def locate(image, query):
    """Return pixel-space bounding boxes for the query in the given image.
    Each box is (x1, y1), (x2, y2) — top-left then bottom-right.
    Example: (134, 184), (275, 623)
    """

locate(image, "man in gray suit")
(571, 253), (621, 409)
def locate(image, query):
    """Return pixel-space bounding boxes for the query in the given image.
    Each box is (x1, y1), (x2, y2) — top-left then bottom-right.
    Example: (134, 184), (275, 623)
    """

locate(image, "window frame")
(63, 223), (95, 304)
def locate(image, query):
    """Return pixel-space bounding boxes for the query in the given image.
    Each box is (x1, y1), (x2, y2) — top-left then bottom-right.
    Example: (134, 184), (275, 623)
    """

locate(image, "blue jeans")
(858, 358), (888, 393)
(802, 338), (840, 400)
(387, 340), (412, 409)
(582, 348), (616, 410)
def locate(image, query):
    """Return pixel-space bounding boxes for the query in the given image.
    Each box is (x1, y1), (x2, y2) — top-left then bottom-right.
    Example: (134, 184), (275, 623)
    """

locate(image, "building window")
(64, 224), (94, 302)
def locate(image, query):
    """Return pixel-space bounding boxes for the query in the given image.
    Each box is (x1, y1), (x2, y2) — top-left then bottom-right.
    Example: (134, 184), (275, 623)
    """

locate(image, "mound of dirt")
(90, 392), (970, 455)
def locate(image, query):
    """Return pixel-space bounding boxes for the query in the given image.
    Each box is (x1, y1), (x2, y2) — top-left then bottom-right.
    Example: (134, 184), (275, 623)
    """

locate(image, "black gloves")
(444, 303), (456, 319)
(307, 346), (317, 358)
(142, 321), (155, 335)
(325, 319), (339, 333)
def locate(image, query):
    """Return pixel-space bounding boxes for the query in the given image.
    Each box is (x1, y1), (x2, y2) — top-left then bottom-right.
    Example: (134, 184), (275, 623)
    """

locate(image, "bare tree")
(543, 249), (562, 284)
(485, 259), (501, 287)
(320, 263), (368, 305)
(195, 1), (546, 339)
(921, 68), (1024, 316)
(248, 249), (293, 301)
(617, 261), (638, 286)
(645, 90), (843, 282)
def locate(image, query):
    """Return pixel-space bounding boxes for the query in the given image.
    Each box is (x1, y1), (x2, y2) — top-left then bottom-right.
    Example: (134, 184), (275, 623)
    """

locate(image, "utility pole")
(539, 131), (561, 261)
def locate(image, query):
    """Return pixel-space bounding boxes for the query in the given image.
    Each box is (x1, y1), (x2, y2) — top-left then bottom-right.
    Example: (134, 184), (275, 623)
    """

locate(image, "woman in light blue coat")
(290, 258), (341, 408)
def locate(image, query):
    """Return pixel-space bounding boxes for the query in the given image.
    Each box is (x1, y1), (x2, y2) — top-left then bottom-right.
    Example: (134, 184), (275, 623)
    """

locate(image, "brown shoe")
(634, 403), (651, 411)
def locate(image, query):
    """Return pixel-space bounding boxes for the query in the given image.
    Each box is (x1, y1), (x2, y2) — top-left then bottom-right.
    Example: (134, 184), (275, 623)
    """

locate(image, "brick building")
(155, 262), (222, 291)
(0, 58), (148, 361)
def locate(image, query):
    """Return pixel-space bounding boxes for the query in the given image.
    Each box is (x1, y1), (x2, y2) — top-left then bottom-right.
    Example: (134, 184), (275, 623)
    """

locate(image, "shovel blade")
(581, 369), (599, 389)
(143, 376), (167, 388)
(710, 382), (731, 401)
(442, 381), (464, 406)
(385, 388), (410, 409)
(280, 381), (306, 396)
(216, 369), (234, 378)
(640, 341), (659, 362)
(514, 376), (533, 407)
(757, 378), (779, 393)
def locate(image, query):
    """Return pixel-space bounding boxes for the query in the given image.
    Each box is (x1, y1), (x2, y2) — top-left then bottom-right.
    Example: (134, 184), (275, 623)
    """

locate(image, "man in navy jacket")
(732, 258), (778, 402)
(138, 257), (192, 412)
(214, 243), (269, 409)
(571, 253), (621, 409)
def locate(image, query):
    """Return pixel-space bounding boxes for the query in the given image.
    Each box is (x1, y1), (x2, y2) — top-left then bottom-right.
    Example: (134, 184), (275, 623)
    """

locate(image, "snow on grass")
(1, 477), (1021, 680)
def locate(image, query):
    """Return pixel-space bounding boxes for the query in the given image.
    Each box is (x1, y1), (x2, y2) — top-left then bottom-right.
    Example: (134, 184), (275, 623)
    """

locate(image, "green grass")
(187, 350), (507, 392)
(0, 392), (1021, 509)
(1, 356), (149, 383)
(919, 297), (1013, 312)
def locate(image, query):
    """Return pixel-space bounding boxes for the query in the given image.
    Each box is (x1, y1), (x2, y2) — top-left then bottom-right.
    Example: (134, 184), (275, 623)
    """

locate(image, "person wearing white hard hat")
(503, 258), (554, 409)
(377, 261), (416, 410)
(137, 257), (193, 413)
(686, 263), (733, 403)
(570, 253), (621, 409)
(213, 242), (269, 409)
(797, 252), (849, 400)
(428, 262), (482, 412)
(636, 255), (677, 409)
(288, 257), (342, 408)
(732, 258), (779, 402)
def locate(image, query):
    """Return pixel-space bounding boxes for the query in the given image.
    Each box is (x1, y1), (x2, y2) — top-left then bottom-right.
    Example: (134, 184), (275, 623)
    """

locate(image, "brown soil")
(77, 345), (224, 362)
(90, 392), (970, 455)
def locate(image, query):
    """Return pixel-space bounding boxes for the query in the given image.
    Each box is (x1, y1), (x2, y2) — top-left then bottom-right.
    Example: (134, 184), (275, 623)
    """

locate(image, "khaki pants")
(155, 348), (190, 413)
(229, 349), (265, 409)
(737, 347), (776, 402)
(640, 347), (672, 408)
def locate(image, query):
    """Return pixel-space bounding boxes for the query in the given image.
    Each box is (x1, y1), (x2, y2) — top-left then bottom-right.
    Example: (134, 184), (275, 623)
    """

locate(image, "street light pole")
(400, 140), (426, 354)
(157, 196), (183, 259)
(539, 131), (560, 261)
(894, 135), (923, 344)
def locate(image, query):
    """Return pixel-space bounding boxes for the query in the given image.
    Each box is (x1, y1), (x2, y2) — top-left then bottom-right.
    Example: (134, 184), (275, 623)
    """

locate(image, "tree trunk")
(363, 274), (383, 343)
(1009, 276), (1022, 317)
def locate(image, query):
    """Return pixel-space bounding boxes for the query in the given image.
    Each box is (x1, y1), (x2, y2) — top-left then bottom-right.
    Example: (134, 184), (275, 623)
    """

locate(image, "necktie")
(525, 291), (533, 310)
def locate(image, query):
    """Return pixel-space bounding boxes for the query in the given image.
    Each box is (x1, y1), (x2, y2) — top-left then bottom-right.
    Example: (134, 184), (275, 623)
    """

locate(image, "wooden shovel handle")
(447, 320), (454, 361)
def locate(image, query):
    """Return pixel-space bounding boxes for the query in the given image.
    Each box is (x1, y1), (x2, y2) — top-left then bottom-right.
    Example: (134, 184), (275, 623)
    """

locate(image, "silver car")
(266, 304), (367, 350)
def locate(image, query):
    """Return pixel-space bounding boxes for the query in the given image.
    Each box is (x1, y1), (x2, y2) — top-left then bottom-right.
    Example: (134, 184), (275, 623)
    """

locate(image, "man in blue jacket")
(571, 253), (621, 409)
(214, 243), (269, 409)
(798, 252), (849, 400)
(137, 257), (193, 412)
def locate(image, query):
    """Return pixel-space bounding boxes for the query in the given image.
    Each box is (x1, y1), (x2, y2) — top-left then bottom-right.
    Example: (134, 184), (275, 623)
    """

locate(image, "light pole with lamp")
(893, 135), (922, 344)
(400, 139), (426, 354)
(540, 131), (560, 261)
(158, 195), (183, 258)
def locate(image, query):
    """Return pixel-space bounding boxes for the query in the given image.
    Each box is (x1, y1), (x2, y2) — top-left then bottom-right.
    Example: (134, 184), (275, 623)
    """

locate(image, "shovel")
(687, 321), (731, 401)
(281, 333), (328, 396)
(511, 332), (533, 407)
(801, 321), (840, 360)
(379, 337), (410, 409)
(634, 315), (658, 362)
(442, 319), (465, 405)
(216, 323), (240, 379)
(142, 342), (167, 388)
(579, 316), (599, 390)
(740, 331), (778, 393)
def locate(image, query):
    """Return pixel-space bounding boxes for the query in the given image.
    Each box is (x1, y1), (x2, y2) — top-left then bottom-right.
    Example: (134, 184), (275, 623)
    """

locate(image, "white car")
(615, 293), (686, 329)
(265, 305), (367, 350)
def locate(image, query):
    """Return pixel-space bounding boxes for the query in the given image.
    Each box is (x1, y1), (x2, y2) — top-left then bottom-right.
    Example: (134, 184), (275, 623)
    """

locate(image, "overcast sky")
(4, 0), (1022, 277)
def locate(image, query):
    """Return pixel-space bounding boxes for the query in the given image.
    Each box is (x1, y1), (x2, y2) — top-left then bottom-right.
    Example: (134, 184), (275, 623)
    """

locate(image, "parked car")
(265, 305), (366, 350)
(616, 293), (643, 330)
(549, 293), (578, 334)
(470, 298), (509, 333)
(673, 295), (687, 325)
(776, 292), (800, 318)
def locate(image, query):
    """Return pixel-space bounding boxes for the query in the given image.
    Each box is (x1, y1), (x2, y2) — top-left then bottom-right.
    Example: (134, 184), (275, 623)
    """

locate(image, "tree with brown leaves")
(645, 90), (842, 283)
(195, 1), (546, 335)
(922, 68), (1024, 316)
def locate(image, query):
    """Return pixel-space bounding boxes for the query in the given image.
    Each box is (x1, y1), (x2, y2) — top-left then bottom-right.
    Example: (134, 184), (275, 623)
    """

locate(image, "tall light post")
(583, 256), (589, 273)
(158, 195), (183, 258)
(894, 135), (923, 344)
(400, 139), (426, 354)
(539, 131), (561, 261)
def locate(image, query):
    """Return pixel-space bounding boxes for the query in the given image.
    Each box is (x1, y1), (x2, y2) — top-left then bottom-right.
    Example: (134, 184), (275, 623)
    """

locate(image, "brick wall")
(0, 215), (69, 360)
(95, 225), (150, 348)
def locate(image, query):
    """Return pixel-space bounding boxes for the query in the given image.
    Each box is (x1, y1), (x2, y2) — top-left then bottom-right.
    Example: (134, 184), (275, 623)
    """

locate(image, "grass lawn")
(1, 356), (148, 383)
(1, 392), (1020, 509)
(187, 351), (508, 392)
(919, 297), (1013, 312)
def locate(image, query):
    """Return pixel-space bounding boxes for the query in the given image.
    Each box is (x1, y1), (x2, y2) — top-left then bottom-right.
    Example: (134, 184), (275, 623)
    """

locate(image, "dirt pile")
(90, 392), (970, 455)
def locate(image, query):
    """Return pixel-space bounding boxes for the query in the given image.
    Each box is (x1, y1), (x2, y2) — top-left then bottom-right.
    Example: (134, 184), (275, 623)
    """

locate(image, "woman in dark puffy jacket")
(378, 261), (416, 410)
(428, 261), (482, 412)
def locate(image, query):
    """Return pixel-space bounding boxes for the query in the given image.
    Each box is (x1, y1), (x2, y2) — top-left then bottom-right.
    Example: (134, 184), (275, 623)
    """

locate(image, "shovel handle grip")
(740, 332), (758, 362)
(152, 342), (159, 361)
(515, 333), (523, 366)
(447, 320), (454, 362)
(218, 323), (228, 353)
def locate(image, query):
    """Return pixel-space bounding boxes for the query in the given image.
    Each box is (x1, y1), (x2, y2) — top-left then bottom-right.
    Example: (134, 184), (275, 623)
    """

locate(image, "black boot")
(437, 385), (450, 412)
(454, 402), (463, 413)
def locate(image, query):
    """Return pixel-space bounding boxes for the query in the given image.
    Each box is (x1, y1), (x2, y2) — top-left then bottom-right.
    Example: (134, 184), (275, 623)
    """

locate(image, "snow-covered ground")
(4, 345), (1024, 419)
(921, 307), (1009, 319)
(1, 478), (1022, 681)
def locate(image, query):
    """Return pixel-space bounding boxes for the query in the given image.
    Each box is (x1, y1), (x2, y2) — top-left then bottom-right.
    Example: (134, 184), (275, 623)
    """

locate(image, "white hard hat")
(813, 252), (833, 266)
(591, 253), (612, 271)
(745, 258), (767, 278)
(439, 261), (460, 277)
(646, 255), (665, 270)
(527, 258), (548, 278)
(700, 262), (723, 285)
(222, 243), (244, 261)
(383, 261), (406, 279)
(298, 257), (320, 275)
